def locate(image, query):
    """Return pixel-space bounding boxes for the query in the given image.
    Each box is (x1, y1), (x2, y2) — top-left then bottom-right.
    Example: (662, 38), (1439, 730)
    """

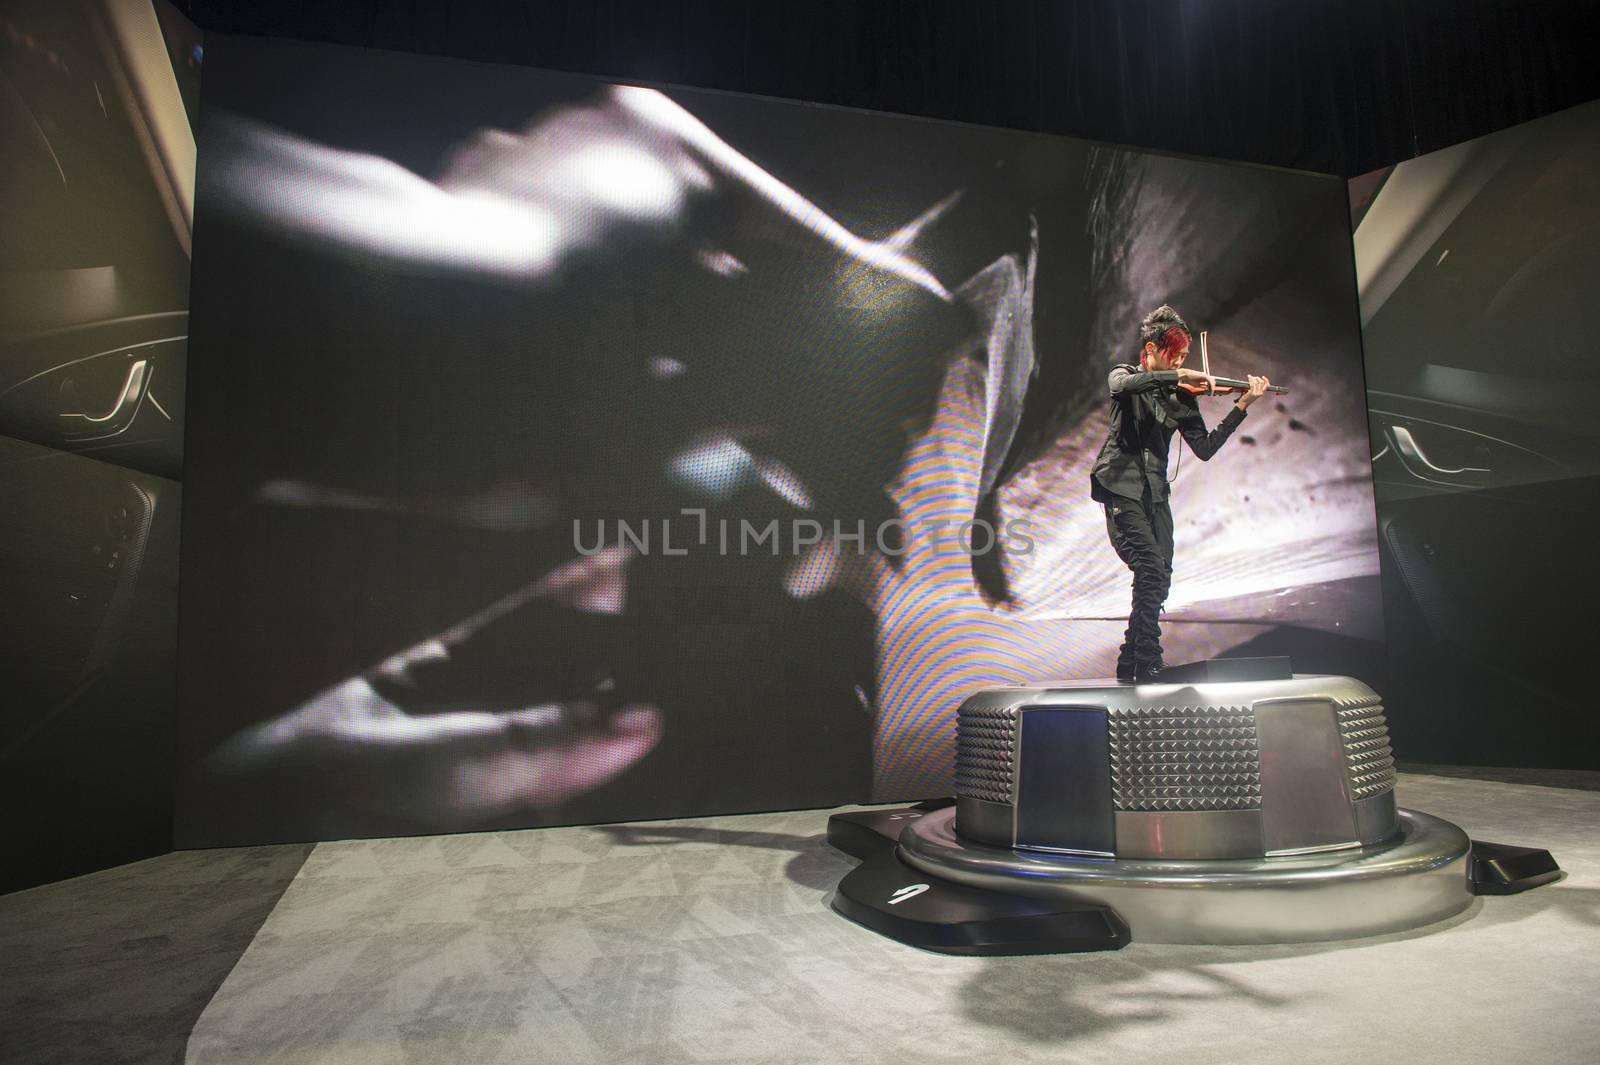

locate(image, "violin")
(1177, 331), (1290, 396)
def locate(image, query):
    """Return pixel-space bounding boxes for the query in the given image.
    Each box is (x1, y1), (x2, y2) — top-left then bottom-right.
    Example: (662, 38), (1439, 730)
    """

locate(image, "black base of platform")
(826, 807), (934, 861)
(1468, 840), (1563, 895)
(827, 809), (1130, 956)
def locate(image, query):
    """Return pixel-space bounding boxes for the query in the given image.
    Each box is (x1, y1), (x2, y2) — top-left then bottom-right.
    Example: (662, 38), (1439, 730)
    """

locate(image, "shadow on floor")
(603, 808), (1583, 1049)
(0, 842), (313, 1065)
(951, 854), (1585, 1045)
(595, 823), (850, 891)
(948, 904), (1483, 1045)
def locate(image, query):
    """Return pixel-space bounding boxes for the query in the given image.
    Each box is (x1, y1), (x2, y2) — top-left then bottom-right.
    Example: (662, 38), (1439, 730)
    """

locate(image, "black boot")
(1132, 623), (1171, 681)
(1115, 641), (1137, 683)
(1133, 630), (1165, 683)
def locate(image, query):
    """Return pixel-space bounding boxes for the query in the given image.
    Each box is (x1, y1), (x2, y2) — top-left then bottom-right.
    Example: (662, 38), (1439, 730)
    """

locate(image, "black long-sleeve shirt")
(1089, 364), (1248, 503)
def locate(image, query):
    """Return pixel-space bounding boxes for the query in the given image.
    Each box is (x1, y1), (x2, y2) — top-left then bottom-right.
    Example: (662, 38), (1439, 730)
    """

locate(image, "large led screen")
(178, 34), (1383, 845)
(1353, 98), (1600, 769)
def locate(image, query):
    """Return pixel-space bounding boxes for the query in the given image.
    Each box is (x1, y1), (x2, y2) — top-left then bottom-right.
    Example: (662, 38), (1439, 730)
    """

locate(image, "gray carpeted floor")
(184, 774), (1599, 1064)
(1398, 763), (1600, 792)
(4, 774), (1596, 1064)
(0, 842), (313, 1065)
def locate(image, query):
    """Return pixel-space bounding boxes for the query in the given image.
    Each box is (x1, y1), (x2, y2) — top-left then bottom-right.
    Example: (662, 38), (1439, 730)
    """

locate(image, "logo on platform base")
(888, 883), (930, 905)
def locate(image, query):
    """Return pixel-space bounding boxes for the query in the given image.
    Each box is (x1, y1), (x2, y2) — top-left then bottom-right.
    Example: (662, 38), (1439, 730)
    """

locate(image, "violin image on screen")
(1178, 331), (1291, 396)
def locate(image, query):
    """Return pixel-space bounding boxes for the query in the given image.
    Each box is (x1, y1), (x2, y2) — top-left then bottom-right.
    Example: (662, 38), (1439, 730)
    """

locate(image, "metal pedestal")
(828, 671), (1559, 951)
(898, 804), (1472, 944)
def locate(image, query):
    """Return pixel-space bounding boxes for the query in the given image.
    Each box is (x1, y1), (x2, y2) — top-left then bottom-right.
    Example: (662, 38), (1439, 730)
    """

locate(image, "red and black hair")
(1137, 304), (1190, 365)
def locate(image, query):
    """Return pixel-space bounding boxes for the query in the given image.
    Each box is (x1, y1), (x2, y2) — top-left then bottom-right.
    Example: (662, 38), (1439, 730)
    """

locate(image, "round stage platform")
(896, 803), (1474, 944)
(829, 666), (1556, 953)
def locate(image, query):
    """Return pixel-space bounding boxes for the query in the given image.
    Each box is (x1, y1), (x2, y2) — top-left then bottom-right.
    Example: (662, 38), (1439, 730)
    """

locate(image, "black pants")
(1104, 495), (1174, 668)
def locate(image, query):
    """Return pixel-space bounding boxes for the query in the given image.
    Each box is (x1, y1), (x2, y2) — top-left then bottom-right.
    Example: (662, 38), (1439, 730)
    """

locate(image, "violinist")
(1088, 305), (1271, 683)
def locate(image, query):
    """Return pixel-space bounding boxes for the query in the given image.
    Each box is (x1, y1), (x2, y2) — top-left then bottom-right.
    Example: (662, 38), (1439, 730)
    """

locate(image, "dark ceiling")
(173, 0), (1599, 177)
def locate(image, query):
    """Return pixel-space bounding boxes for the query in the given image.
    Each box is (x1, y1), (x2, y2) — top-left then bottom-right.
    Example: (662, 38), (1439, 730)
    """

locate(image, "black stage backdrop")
(177, 33), (1383, 846)
(0, 0), (198, 892)
(1353, 98), (1600, 769)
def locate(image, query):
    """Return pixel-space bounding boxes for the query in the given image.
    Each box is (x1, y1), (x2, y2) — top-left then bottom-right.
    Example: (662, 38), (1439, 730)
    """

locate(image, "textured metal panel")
(1106, 705), (1261, 812)
(955, 702), (1019, 804)
(953, 676), (1394, 860)
(1256, 699), (1359, 855)
(1114, 809), (1265, 860)
(1335, 696), (1398, 800)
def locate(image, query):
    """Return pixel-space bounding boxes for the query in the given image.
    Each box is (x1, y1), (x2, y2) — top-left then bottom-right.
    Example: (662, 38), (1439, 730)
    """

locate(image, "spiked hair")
(1137, 304), (1190, 362)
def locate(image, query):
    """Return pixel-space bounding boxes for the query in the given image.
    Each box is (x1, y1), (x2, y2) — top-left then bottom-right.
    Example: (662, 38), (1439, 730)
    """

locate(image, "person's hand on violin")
(1234, 374), (1271, 410)
(1175, 367), (1217, 394)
